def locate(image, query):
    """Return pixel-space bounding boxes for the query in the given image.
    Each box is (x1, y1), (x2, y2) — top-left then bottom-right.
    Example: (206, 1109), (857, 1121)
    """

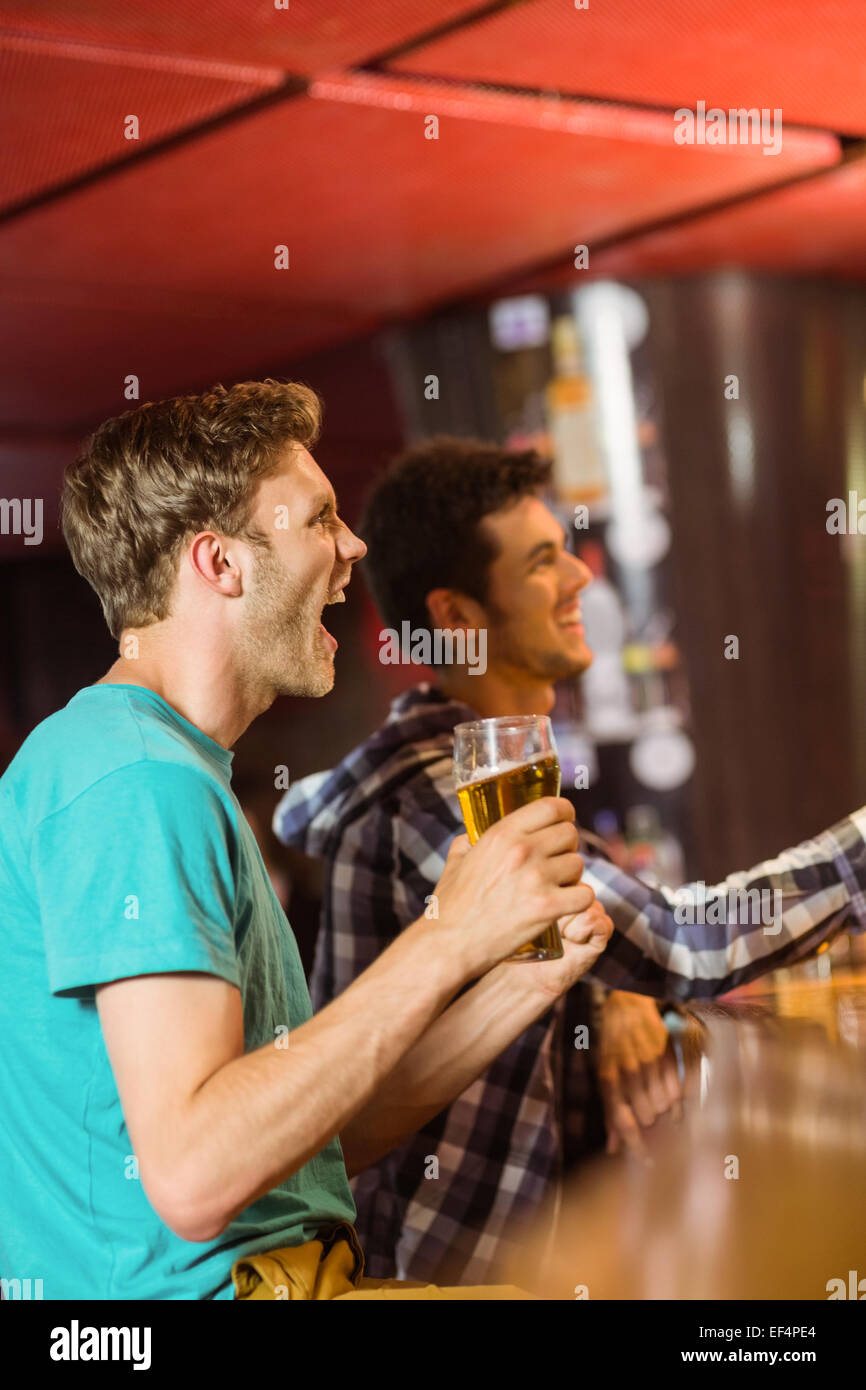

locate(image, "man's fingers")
(444, 834), (471, 863)
(659, 1048), (684, 1121)
(640, 1058), (670, 1117)
(528, 821), (580, 859)
(550, 880), (595, 919)
(641, 1016), (671, 1064)
(546, 851), (585, 887)
(622, 1069), (657, 1128)
(497, 796), (576, 836)
(600, 1032), (685, 1160)
(600, 1076), (646, 1157)
(560, 901), (609, 945)
(599, 1037), (640, 1078)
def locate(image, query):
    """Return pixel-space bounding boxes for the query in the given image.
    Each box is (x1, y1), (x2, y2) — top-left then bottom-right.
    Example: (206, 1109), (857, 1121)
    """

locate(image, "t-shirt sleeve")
(31, 760), (242, 998)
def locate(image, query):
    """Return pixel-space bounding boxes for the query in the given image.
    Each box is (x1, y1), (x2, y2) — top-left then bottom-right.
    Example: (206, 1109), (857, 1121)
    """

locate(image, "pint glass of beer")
(453, 714), (565, 962)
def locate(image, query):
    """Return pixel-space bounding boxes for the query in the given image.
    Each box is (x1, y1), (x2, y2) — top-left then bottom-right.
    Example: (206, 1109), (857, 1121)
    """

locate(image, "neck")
(96, 626), (272, 749)
(438, 665), (556, 719)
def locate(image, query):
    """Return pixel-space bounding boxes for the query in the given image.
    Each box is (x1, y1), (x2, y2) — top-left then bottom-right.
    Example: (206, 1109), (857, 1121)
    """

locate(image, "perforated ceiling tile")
(0, 76), (837, 333)
(0, 12), (859, 444)
(391, 0), (866, 137)
(0, 36), (283, 211)
(589, 159), (866, 283)
(0, 0), (481, 72)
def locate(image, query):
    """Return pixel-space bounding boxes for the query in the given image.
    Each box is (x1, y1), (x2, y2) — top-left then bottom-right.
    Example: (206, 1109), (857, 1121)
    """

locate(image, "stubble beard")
(238, 544), (335, 699)
(486, 603), (592, 685)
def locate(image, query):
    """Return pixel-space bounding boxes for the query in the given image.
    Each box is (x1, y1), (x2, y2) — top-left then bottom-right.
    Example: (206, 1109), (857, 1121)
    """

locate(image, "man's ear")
(187, 532), (244, 598)
(426, 587), (486, 631)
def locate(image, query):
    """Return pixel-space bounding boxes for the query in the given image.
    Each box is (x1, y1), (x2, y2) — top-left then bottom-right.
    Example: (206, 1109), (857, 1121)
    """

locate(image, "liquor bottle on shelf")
(593, 808), (629, 869)
(545, 315), (608, 509)
(578, 540), (636, 744)
(622, 641), (665, 715)
(625, 804), (686, 889)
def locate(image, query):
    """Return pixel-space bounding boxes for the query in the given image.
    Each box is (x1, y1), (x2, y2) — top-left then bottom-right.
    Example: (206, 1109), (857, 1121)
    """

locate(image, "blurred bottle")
(593, 808), (629, 868)
(622, 641), (665, 714)
(622, 637), (689, 718)
(546, 316), (608, 506)
(629, 705), (696, 793)
(625, 804), (685, 888)
(552, 721), (599, 792)
(578, 540), (636, 743)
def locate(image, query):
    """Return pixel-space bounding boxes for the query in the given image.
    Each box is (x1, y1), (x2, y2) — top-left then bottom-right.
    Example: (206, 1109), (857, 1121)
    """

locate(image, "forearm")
(340, 962), (555, 1175)
(585, 807), (866, 999)
(167, 916), (463, 1239)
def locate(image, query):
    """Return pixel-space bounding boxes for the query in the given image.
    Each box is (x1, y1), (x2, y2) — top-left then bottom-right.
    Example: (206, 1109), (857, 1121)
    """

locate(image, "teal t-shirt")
(0, 684), (355, 1300)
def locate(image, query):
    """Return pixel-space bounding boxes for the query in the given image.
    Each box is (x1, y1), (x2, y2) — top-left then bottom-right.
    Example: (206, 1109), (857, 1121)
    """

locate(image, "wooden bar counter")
(498, 936), (866, 1300)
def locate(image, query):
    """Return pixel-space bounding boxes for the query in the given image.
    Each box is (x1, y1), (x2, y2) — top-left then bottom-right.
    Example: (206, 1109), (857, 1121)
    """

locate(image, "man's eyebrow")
(525, 532), (565, 564)
(309, 492), (339, 517)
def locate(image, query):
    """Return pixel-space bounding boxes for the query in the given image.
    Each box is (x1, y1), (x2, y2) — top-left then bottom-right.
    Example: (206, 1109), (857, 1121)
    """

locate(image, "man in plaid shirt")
(275, 438), (866, 1285)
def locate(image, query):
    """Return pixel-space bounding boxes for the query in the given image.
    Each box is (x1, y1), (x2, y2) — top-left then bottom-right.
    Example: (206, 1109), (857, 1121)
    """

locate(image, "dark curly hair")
(359, 436), (551, 640)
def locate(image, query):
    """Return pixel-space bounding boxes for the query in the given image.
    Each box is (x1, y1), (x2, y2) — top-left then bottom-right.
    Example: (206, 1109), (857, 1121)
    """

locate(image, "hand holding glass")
(453, 714), (565, 962)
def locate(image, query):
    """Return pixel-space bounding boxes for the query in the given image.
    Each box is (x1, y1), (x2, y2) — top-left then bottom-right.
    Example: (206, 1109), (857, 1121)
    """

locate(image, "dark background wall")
(644, 274), (866, 880)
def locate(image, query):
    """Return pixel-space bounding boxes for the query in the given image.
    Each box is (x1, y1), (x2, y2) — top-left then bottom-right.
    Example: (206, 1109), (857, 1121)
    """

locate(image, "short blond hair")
(61, 379), (321, 639)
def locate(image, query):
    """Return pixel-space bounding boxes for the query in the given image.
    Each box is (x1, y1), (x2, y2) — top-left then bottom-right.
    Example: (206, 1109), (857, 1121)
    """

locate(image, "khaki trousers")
(231, 1222), (534, 1301)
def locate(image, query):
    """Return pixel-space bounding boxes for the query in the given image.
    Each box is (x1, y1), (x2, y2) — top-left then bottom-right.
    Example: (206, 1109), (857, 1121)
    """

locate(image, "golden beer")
(457, 753), (564, 960)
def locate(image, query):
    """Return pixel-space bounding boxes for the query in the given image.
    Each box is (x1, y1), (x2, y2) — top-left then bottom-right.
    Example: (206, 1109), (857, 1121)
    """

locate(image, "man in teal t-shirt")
(0, 683), (355, 1299)
(0, 380), (612, 1300)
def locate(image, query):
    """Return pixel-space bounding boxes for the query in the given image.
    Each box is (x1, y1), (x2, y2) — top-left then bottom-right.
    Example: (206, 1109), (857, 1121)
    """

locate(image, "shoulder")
(30, 756), (238, 848)
(4, 686), (235, 831)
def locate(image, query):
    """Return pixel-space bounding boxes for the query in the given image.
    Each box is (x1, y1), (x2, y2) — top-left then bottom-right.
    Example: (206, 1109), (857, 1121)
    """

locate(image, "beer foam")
(457, 755), (557, 788)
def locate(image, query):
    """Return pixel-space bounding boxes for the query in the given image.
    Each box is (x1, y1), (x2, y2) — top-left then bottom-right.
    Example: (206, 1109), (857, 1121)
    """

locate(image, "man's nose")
(339, 522), (367, 563)
(562, 552), (592, 592)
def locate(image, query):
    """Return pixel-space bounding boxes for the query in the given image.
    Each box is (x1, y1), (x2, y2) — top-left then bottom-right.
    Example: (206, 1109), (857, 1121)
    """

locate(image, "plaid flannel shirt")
(274, 684), (866, 1284)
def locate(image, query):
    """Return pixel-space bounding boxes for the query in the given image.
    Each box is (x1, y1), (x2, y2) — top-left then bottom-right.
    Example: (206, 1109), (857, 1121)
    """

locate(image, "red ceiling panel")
(0, 36), (282, 211)
(391, 0), (866, 138)
(0, 74), (837, 347)
(0, 3), (862, 535)
(586, 158), (866, 283)
(0, 0), (480, 72)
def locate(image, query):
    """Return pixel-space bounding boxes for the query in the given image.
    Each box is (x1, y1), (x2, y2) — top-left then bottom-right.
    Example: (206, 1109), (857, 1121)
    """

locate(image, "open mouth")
(318, 621), (338, 652)
(556, 601), (584, 632)
(318, 585), (346, 652)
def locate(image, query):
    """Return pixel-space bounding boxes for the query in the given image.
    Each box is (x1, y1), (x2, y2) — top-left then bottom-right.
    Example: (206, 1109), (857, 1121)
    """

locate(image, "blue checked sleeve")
(584, 809), (866, 1000)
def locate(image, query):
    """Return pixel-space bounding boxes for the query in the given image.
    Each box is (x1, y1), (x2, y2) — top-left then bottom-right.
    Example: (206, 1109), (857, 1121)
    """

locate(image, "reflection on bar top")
(718, 931), (866, 1049)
